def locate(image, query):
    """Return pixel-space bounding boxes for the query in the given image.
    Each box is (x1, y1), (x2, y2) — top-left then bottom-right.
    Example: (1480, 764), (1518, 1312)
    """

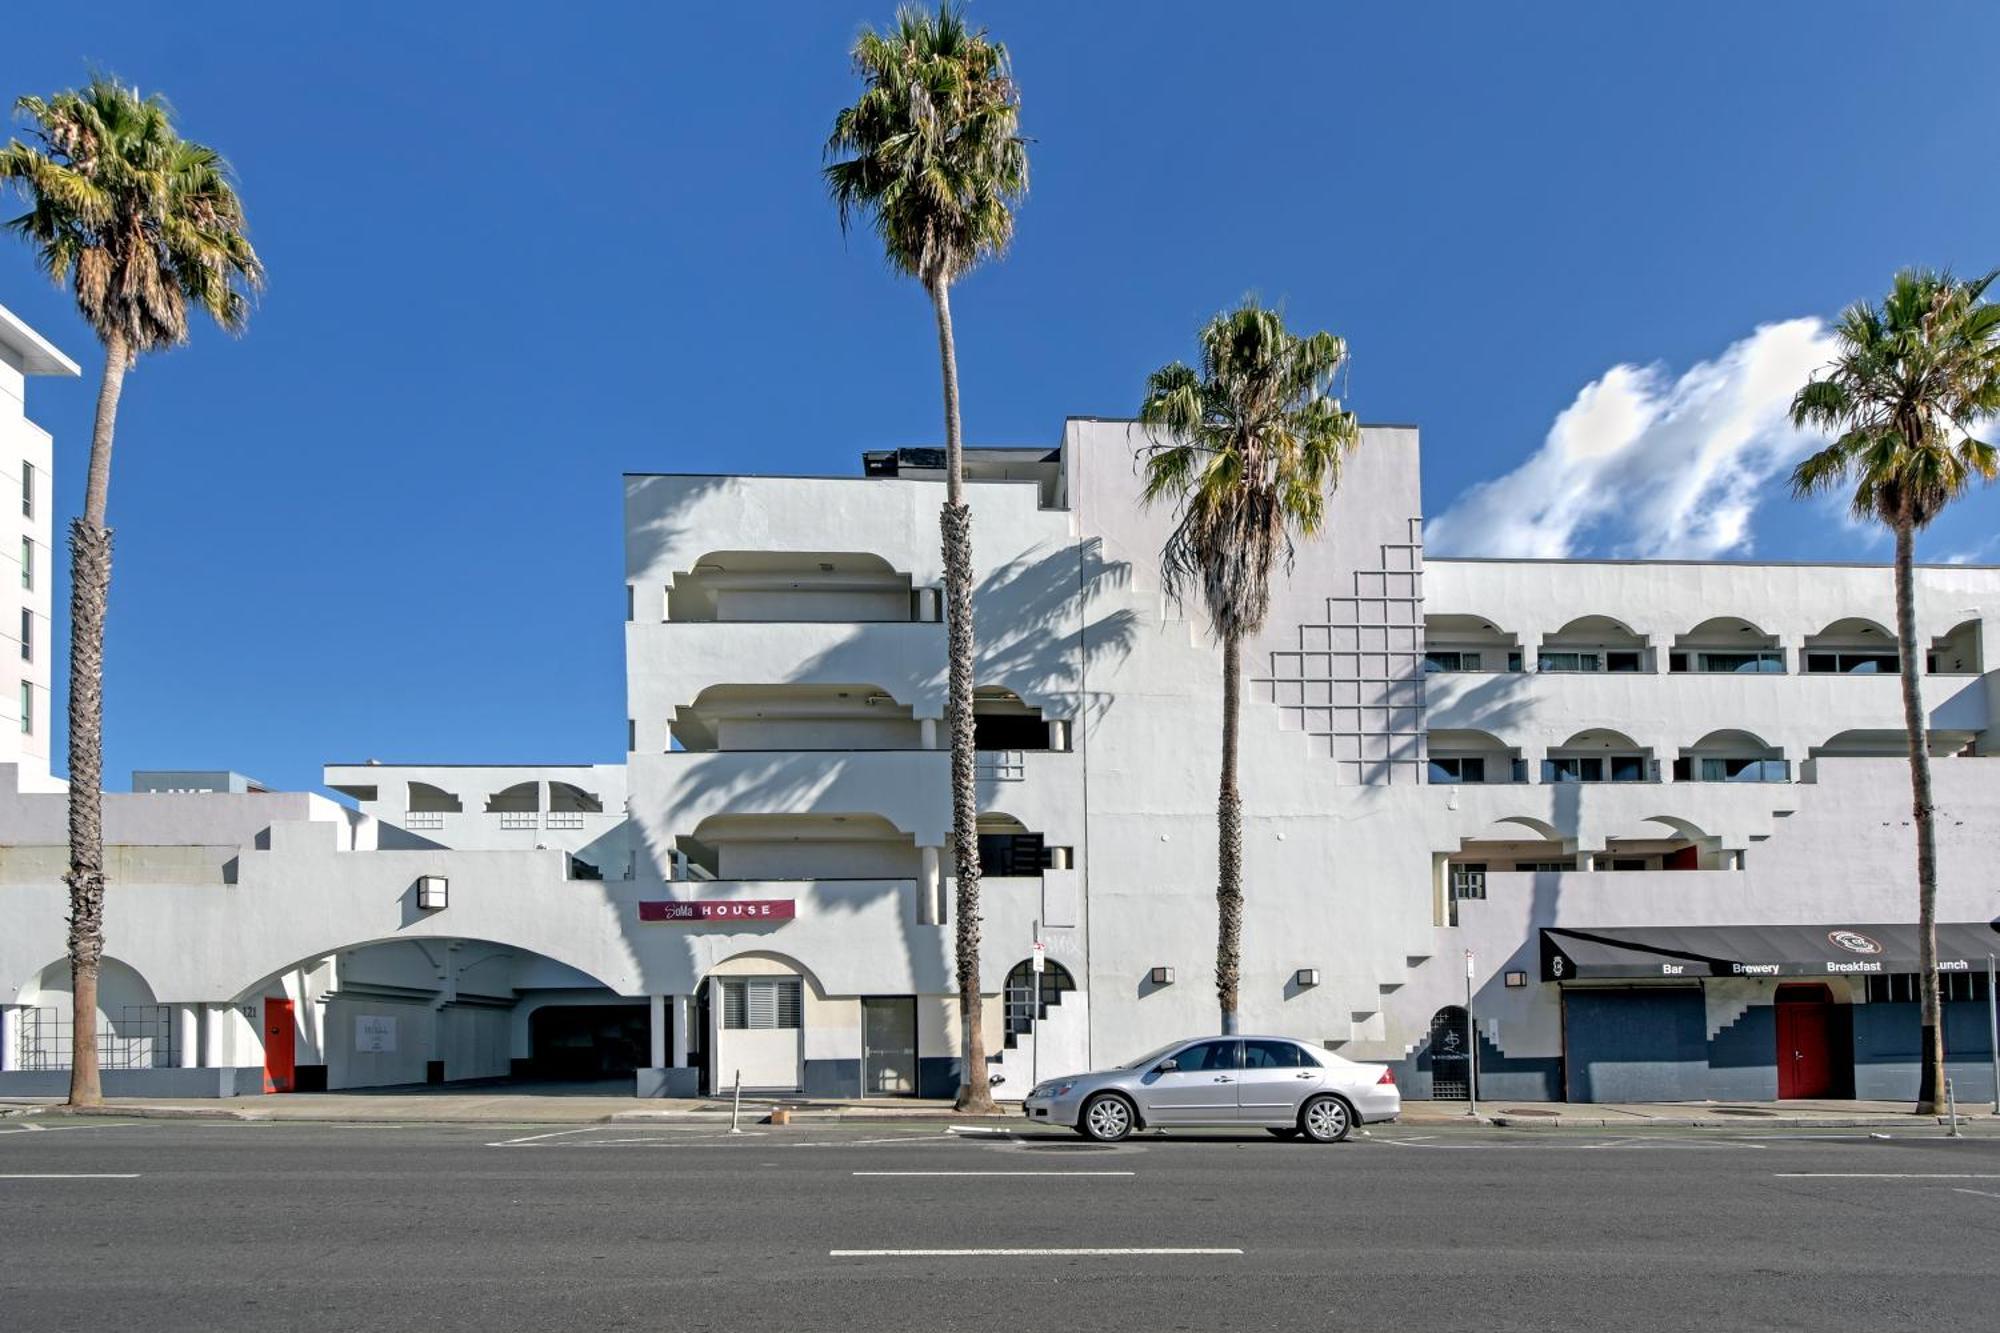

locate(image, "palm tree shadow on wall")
(623, 474), (739, 596)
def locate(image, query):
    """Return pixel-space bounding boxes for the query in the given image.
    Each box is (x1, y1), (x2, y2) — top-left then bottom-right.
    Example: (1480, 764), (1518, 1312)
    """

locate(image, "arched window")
(1003, 958), (1076, 1036)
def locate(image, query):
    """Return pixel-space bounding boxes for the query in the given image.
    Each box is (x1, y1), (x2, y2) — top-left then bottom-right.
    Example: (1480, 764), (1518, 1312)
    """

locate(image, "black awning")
(1539, 922), (2000, 982)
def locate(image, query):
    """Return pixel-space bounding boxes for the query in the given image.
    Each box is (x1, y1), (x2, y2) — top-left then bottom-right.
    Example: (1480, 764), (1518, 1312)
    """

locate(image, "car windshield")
(1118, 1041), (1188, 1071)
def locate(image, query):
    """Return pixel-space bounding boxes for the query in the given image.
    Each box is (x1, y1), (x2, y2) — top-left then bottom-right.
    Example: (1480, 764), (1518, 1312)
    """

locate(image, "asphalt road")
(2, 1117), (1996, 1331)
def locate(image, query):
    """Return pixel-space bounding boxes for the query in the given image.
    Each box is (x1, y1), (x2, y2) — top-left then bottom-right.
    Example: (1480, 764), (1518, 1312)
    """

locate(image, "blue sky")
(5, 2), (1999, 792)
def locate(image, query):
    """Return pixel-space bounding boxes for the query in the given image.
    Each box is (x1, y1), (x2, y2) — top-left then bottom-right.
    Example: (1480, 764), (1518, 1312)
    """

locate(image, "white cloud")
(1426, 319), (1837, 559)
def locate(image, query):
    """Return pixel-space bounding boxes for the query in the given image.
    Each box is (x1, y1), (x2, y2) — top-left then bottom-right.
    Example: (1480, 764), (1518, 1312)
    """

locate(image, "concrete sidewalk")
(4, 1088), (1993, 1130)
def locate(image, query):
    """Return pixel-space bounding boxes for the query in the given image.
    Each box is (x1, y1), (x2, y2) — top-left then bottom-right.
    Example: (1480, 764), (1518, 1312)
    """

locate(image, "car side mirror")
(990, 1075), (1005, 1087)
(1155, 1058), (1178, 1073)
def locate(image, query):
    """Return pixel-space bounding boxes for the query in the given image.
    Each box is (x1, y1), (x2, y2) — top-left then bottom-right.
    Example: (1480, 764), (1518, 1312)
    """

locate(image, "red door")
(1776, 994), (1832, 1099)
(263, 997), (296, 1094)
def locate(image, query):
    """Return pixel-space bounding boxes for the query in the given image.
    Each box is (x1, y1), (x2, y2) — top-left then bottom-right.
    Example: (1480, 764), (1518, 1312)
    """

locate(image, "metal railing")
(15, 1005), (175, 1071)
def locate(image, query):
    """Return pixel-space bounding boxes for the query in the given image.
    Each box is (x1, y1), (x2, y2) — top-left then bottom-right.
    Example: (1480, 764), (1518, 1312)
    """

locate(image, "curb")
(1486, 1114), (1980, 1130)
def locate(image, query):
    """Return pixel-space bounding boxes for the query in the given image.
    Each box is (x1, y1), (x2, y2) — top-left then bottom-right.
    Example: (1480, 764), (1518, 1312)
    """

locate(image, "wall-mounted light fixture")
(417, 875), (449, 910)
(1295, 968), (1320, 988)
(1504, 970), (1527, 988)
(1149, 966), (1174, 986)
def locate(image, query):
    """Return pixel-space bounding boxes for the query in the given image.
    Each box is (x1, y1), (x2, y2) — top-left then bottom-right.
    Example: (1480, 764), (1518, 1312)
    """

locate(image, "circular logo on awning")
(1828, 929), (1884, 956)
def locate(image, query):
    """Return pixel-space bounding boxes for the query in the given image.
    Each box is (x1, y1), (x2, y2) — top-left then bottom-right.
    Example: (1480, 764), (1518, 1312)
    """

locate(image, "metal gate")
(15, 1005), (176, 1071)
(1427, 1005), (1471, 1100)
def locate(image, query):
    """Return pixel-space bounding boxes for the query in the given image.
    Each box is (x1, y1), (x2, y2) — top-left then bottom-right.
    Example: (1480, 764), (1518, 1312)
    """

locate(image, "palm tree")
(1791, 268), (2000, 1115)
(825, 4), (1026, 1113)
(1139, 299), (1359, 1034)
(2, 78), (261, 1106)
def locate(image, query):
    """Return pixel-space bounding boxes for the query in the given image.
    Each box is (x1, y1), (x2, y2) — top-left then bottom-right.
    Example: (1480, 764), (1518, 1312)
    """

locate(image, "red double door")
(1775, 987), (1833, 1099)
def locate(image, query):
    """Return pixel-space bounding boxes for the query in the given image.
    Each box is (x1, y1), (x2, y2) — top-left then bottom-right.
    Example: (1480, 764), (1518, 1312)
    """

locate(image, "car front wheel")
(1079, 1093), (1135, 1143)
(1300, 1094), (1353, 1143)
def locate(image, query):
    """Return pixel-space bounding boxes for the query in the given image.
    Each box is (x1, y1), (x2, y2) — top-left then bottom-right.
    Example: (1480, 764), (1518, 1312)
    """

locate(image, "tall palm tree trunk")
(1892, 518), (1945, 1114)
(65, 331), (126, 1109)
(1217, 631), (1243, 1035)
(930, 277), (993, 1113)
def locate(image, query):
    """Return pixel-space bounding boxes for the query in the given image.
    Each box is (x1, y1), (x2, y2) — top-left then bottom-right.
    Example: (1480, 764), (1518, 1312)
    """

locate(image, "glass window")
(1424, 650), (1480, 673)
(1806, 651), (1899, 674)
(20, 462), (32, 519)
(1608, 858), (1648, 871)
(1696, 651), (1784, 674)
(1515, 860), (1571, 872)
(1538, 652), (1599, 673)
(18, 609), (28, 662)
(1668, 651), (1689, 673)
(1543, 756), (1603, 782)
(1242, 1040), (1310, 1070)
(1428, 755), (1486, 784)
(1605, 650), (1644, 673)
(19, 538), (30, 591)
(1608, 755), (1647, 782)
(1506, 650), (1524, 673)
(1174, 1039), (1240, 1072)
(18, 679), (30, 735)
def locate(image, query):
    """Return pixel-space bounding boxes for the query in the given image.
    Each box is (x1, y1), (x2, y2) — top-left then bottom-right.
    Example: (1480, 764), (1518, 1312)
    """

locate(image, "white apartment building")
(0, 304), (76, 791)
(1, 301), (1995, 1102)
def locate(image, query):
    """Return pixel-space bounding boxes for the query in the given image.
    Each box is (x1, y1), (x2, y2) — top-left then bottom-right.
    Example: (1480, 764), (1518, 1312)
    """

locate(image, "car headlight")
(1031, 1081), (1076, 1099)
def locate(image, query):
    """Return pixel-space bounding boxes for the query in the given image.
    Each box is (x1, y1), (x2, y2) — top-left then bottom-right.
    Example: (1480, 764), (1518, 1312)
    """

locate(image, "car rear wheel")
(1300, 1094), (1353, 1143)
(1079, 1093), (1135, 1142)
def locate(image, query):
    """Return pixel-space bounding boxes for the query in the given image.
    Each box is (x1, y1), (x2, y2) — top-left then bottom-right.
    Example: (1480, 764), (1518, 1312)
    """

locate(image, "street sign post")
(1465, 950), (1479, 1118)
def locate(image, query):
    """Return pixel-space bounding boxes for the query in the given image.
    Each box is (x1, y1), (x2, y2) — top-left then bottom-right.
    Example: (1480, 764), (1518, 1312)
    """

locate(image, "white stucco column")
(174, 1004), (199, 1069)
(919, 845), (943, 925)
(671, 994), (691, 1067)
(0, 1005), (20, 1072)
(201, 1004), (227, 1068)
(649, 994), (667, 1068)
(920, 717), (938, 749)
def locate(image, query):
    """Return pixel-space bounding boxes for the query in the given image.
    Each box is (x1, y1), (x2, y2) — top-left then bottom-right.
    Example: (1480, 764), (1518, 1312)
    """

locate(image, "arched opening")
(1674, 729), (1788, 784)
(405, 781), (462, 814)
(1426, 728), (1525, 784)
(1810, 728), (1961, 761)
(1669, 617), (1784, 674)
(679, 812), (917, 882)
(667, 551), (920, 624)
(1803, 618), (1899, 675)
(1003, 958), (1076, 1037)
(484, 782), (539, 813)
(700, 951), (826, 1095)
(1599, 816), (1722, 870)
(224, 937), (636, 1093)
(1539, 616), (1650, 674)
(12, 957), (168, 1072)
(1928, 619), (1982, 675)
(671, 683), (920, 752)
(1423, 614), (1522, 674)
(1545, 729), (1653, 783)
(973, 811), (1068, 879)
(973, 685), (1066, 752)
(546, 781), (603, 814)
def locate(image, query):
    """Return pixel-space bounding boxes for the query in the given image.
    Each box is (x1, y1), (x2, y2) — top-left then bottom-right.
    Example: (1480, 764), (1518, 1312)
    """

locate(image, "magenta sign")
(638, 899), (796, 924)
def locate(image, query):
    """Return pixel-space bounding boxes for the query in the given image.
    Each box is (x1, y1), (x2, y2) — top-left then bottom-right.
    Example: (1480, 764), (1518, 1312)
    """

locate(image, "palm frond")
(2, 74), (260, 353)
(1137, 299), (1359, 639)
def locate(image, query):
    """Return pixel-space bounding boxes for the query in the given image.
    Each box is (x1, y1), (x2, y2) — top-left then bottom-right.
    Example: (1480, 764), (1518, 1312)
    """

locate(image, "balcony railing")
(404, 810), (446, 830)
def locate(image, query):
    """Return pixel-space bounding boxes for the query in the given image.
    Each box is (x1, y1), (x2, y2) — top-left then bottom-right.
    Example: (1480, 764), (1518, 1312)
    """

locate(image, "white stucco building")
(0, 304), (77, 791)
(2, 298), (1995, 1102)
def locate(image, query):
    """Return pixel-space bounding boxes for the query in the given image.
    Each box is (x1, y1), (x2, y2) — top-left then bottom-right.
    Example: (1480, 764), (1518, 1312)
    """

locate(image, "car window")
(1175, 1040), (1240, 1072)
(1242, 1040), (1311, 1069)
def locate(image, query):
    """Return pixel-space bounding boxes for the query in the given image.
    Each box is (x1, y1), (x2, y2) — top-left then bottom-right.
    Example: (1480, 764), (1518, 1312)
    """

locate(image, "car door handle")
(1295, 1072), (1317, 1079)
(1212, 1075), (1232, 1083)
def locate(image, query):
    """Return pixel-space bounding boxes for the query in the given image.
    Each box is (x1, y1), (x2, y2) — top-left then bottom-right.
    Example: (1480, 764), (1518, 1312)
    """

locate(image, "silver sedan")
(1019, 1035), (1400, 1143)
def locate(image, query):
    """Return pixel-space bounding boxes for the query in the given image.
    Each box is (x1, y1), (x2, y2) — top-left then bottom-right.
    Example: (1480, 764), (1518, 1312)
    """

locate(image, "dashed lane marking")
(824, 1240), (1232, 1248)
(1952, 1188), (2000, 1200)
(1774, 1173), (2000, 1179)
(851, 1170), (1135, 1177)
(0, 1173), (141, 1179)
(487, 1128), (604, 1147)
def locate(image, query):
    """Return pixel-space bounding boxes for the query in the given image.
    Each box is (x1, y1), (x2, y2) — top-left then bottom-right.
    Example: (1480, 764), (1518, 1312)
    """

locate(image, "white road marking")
(851, 1170), (1135, 1177)
(0, 1122), (151, 1136)
(824, 1240), (1232, 1248)
(944, 1126), (1016, 1137)
(1780, 1171), (2000, 1179)
(1952, 1188), (2000, 1200)
(486, 1128), (603, 1147)
(0, 1173), (140, 1179)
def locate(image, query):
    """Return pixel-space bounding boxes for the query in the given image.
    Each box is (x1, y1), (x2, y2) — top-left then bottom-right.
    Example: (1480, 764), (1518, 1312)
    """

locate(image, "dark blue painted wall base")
(0, 1068), (263, 1097)
(1706, 1003), (1779, 1101)
(1853, 1001), (1997, 1103)
(802, 1059), (862, 1098)
(918, 1056), (961, 1100)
